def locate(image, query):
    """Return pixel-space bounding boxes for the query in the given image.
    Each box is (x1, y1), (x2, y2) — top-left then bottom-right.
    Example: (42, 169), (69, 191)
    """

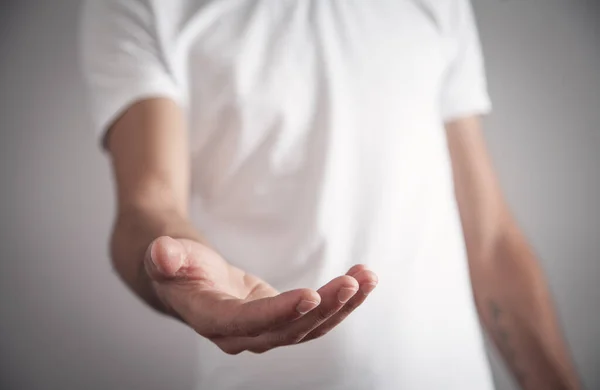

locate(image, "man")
(80, 0), (582, 389)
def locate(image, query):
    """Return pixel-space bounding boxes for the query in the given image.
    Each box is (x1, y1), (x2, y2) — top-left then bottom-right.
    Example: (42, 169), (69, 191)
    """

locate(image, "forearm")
(470, 223), (581, 389)
(110, 205), (206, 315)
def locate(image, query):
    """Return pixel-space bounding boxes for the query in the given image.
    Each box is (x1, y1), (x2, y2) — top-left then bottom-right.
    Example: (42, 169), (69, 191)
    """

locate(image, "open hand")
(144, 236), (378, 354)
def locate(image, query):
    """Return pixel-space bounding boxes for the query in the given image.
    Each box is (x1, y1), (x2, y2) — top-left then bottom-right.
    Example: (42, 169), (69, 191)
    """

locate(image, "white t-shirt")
(81, 1), (494, 389)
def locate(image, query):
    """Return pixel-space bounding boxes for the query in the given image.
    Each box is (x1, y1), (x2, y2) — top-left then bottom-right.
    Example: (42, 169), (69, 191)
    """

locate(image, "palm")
(146, 236), (378, 355)
(175, 238), (278, 301)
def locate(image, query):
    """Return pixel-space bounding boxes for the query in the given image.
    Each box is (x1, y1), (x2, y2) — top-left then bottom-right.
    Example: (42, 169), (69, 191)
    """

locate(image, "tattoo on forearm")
(489, 300), (528, 386)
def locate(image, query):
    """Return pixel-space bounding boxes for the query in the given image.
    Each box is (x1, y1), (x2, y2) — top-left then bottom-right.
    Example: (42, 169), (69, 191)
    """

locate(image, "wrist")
(110, 207), (200, 317)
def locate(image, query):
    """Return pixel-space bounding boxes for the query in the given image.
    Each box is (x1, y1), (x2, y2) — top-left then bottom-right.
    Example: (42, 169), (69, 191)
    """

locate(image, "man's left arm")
(445, 116), (582, 390)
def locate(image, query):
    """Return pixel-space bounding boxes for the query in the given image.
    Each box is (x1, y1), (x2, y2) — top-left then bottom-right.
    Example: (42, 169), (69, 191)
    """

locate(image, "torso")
(155, 1), (494, 388)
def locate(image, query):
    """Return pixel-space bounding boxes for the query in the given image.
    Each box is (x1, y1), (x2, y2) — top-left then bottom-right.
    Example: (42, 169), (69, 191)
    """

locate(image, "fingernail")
(338, 287), (357, 303)
(361, 283), (377, 296)
(296, 300), (319, 314)
(148, 241), (161, 271)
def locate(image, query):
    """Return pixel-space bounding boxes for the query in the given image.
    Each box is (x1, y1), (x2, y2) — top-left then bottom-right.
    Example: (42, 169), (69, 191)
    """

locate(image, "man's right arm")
(107, 97), (200, 316)
(104, 97), (379, 354)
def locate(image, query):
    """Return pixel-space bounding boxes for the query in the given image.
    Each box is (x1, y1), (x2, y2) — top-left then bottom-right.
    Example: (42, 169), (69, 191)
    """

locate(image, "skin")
(446, 117), (582, 389)
(107, 97), (582, 386)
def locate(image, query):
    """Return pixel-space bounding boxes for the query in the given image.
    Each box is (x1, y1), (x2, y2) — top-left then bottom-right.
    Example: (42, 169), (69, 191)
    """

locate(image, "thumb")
(144, 236), (186, 281)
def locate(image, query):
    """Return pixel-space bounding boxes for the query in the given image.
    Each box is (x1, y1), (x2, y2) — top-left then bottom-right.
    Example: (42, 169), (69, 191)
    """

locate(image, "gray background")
(0, 1), (598, 389)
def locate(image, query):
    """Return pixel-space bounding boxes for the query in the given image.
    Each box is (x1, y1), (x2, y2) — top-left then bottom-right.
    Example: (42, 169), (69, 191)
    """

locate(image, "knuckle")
(248, 346), (269, 354)
(245, 328), (262, 338)
(300, 326), (332, 344)
(341, 300), (360, 313)
(220, 345), (244, 355)
(286, 332), (305, 345)
(270, 333), (289, 347)
(314, 307), (331, 323)
(311, 327), (331, 339)
(222, 320), (245, 336)
(213, 338), (245, 355)
(272, 332), (301, 347)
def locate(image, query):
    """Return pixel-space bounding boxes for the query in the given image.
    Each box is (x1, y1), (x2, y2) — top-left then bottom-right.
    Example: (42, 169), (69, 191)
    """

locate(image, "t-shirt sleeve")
(439, 0), (492, 122)
(79, 0), (186, 146)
